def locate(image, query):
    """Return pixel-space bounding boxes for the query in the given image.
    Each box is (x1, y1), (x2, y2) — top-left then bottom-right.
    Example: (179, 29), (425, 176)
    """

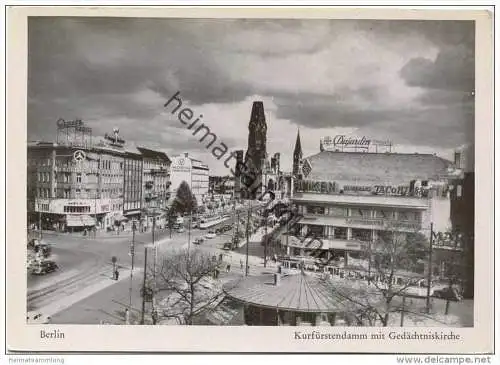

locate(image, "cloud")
(400, 44), (474, 92)
(27, 17), (475, 173)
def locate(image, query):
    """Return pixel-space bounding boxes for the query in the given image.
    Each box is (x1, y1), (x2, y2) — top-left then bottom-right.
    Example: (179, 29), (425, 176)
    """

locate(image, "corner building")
(282, 150), (461, 274)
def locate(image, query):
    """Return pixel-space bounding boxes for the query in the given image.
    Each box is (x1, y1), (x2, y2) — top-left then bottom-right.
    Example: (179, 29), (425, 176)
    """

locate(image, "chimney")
(273, 273), (281, 286)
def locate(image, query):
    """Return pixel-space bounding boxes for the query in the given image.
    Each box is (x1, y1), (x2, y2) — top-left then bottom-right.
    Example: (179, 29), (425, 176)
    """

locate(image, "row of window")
(99, 160), (123, 170)
(64, 206), (91, 213)
(296, 225), (399, 243)
(29, 157), (52, 167)
(300, 205), (421, 222)
(38, 172), (51, 183)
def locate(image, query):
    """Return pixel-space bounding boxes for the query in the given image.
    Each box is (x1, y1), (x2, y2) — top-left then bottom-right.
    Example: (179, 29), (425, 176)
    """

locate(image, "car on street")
(193, 237), (205, 245)
(191, 221), (199, 229)
(223, 242), (233, 250)
(432, 287), (463, 302)
(31, 260), (58, 275)
(177, 227), (185, 233)
(27, 311), (51, 324)
(205, 231), (216, 239)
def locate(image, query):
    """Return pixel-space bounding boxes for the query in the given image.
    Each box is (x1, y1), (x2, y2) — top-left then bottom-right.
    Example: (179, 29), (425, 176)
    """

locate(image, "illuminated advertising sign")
(294, 180), (337, 194)
(171, 157), (192, 172)
(295, 179), (429, 198)
(57, 118), (84, 128)
(320, 135), (393, 153)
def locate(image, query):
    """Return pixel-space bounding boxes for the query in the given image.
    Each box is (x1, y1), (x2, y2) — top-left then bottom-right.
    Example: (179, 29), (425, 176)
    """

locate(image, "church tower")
(243, 101), (267, 198)
(292, 128), (303, 177)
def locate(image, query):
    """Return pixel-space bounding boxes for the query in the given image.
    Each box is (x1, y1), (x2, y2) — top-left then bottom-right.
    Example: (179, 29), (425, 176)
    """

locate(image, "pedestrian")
(226, 264), (231, 273)
(124, 308), (130, 325)
(152, 309), (158, 325)
(114, 269), (119, 281)
(240, 259), (243, 269)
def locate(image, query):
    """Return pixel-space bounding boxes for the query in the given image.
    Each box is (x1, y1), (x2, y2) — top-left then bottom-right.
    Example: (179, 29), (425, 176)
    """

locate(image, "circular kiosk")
(223, 270), (376, 326)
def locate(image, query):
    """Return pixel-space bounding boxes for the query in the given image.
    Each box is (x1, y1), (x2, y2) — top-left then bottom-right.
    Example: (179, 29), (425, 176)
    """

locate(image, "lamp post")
(426, 222), (434, 314)
(128, 221), (136, 309)
(140, 243), (149, 325)
(245, 201), (251, 276)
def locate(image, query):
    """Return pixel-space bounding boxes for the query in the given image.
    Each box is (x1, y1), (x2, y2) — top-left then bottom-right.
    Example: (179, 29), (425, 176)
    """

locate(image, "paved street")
(26, 206), (264, 317)
(28, 204), (473, 328)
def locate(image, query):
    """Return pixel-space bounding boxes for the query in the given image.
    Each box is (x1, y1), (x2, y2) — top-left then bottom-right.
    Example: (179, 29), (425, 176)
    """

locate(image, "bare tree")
(350, 225), (429, 326)
(153, 248), (224, 325)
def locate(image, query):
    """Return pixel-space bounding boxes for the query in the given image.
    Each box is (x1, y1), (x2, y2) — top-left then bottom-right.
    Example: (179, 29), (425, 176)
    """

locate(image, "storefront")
(282, 147), (462, 276)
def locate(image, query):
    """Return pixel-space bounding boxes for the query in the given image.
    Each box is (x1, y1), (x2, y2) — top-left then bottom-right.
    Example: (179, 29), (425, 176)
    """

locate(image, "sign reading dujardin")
(321, 135), (393, 153)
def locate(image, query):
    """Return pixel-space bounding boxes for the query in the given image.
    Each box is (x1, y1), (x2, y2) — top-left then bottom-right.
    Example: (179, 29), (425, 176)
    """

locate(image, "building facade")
(27, 121), (171, 232)
(281, 147), (462, 278)
(27, 140), (127, 231)
(209, 175), (235, 195)
(169, 153), (209, 205)
(137, 147), (171, 215)
(449, 144), (474, 298)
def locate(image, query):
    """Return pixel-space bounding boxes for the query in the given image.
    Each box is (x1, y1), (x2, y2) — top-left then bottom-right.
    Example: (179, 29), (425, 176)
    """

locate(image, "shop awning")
(124, 210), (141, 216)
(113, 214), (128, 222)
(66, 214), (96, 227)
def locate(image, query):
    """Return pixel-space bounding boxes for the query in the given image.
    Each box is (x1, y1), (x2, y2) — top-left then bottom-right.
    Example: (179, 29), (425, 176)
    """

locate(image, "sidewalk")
(38, 267), (143, 317)
(34, 228), (171, 241)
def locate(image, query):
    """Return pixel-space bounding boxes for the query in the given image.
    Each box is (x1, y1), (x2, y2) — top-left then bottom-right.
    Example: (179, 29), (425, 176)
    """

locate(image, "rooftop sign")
(320, 135), (393, 153)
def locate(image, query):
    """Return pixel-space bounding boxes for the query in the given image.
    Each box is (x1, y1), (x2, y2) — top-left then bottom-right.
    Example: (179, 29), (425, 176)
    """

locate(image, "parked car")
(191, 221), (199, 229)
(177, 227), (185, 233)
(31, 260), (58, 275)
(205, 231), (216, 239)
(28, 239), (52, 258)
(432, 287), (463, 302)
(27, 311), (51, 324)
(223, 242), (233, 250)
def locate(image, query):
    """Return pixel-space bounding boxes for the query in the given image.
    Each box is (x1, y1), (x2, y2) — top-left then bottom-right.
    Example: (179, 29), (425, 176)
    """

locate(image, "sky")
(28, 18), (475, 175)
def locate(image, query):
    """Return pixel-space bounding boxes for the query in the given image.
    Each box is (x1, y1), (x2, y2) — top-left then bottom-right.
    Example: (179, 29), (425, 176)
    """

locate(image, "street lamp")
(128, 221), (137, 309)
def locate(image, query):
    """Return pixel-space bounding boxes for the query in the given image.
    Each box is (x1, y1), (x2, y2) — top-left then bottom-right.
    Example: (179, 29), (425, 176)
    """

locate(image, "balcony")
(144, 193), (158, 202)
(281, 233), (368, 252)
(297, 213), (422, 232)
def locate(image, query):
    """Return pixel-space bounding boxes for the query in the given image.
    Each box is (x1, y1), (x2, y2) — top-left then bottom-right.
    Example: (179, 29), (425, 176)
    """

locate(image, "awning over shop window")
(66, 215), (96, 227)
(124, 210), (141, 216)
(113, 214), (128, 222)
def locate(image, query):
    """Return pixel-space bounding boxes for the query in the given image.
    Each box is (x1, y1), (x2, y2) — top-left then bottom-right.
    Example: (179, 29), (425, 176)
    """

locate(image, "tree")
(353, 226), (429, 326)
(153, 249), (224, 325)
(433, 229), (468, 314)
(171, 181), (197, 216)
